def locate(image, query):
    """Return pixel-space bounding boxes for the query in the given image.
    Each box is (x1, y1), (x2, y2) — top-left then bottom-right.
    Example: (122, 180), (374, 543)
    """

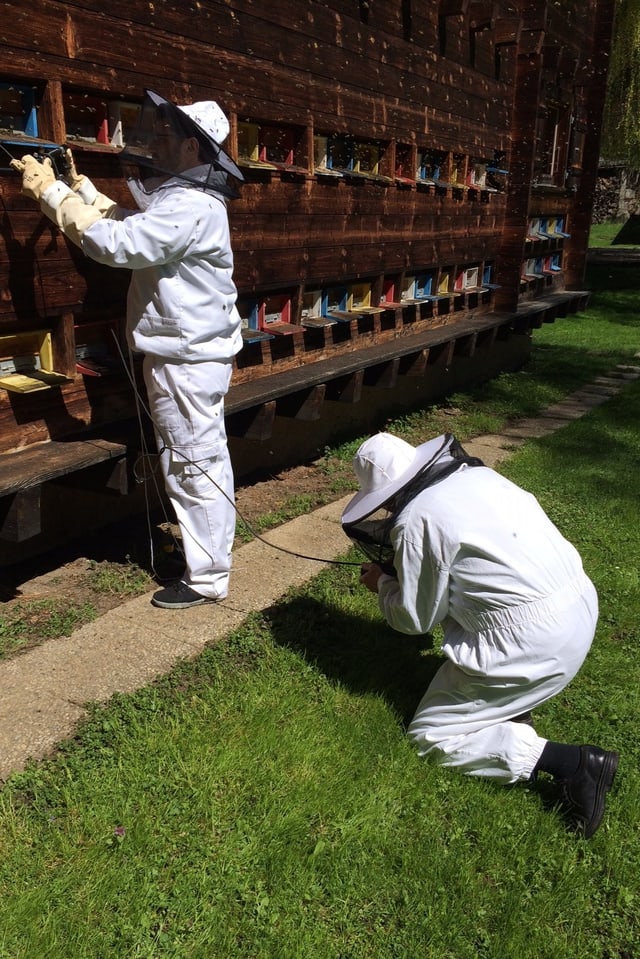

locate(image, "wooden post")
(52, 312), (77, 378)
(494, 12), (545, 313)
(38, 80), (66, 144)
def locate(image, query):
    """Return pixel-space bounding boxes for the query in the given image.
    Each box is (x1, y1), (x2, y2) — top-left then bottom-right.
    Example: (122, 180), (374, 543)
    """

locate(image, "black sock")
(533, 741), (582, 780)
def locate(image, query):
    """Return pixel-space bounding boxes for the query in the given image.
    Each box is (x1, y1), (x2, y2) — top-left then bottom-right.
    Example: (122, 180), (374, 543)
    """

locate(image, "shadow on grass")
(585, 263), (640, 297)
(267, 592), (443, 727)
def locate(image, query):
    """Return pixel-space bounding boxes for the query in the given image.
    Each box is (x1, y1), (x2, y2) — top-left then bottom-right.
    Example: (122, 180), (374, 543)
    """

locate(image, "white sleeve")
(377, 517), (451, 635)
(80, 192), (209, 269)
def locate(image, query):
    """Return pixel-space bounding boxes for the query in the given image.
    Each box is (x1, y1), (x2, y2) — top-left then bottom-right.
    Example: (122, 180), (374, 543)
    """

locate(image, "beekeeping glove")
(63, 148), (99, 203)
(10, 154), (56, 201)
(11, 154), (106, 247)
(42, 182), (108, 247)
(64, 148), (118, 214)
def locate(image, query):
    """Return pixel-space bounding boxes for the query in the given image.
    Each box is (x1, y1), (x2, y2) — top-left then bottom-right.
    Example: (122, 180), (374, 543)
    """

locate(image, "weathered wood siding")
(0, 0), (615, 460)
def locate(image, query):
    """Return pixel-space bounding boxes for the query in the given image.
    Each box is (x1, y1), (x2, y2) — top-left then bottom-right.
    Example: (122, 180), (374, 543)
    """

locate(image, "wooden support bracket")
(276, 384), (326, 421)
(39, 79), (65, 143)
(494, 17), (520, 46)
(227, 401), (276, 441)
(105, 458), (130, 495)
(363, 357), (400, 389)
(325, 370), (364, 404)
(518, 29), (545, 57)
(428, 341), (455, 368)
(454, 332), (478, 358)
(476, 327), (498, 351)
(511, 314), (535, 335)
(399, 349), (430, 377)
(58, 455), (131, 495)
(0, 486), (42, 542)
(439, 0), (469, 15)
(469, 2), (498, 30)
(52, 312), (77, 378)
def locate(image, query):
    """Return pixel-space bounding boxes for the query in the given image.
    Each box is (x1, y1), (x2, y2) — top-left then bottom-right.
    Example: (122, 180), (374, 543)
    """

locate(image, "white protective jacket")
(377, 464), (588, 640)
(78, 168), (242, 363)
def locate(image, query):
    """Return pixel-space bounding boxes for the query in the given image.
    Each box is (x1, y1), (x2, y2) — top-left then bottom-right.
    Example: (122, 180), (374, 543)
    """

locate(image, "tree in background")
(601, 0), (640, 167)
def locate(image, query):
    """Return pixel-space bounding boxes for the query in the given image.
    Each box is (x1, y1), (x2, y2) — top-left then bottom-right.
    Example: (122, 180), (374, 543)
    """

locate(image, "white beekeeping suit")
(342, 432), (618, 838)
(14, 90), (244, 608)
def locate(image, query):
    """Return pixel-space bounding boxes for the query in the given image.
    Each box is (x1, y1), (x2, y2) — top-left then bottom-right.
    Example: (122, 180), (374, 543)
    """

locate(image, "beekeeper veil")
(120, 89), (244, 206)
(341, 433), (484, 571)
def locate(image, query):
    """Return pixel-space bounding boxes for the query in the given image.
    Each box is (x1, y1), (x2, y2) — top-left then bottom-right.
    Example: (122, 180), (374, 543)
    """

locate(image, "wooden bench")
(0, 436), (130, 542)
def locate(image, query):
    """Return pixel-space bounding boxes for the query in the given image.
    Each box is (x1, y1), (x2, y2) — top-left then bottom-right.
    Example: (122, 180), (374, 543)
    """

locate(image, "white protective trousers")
(144, 355), (235, 600)
(407, 573), (598, 783)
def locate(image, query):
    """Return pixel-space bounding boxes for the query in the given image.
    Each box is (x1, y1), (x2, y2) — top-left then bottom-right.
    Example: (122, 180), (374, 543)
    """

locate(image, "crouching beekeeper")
(342, 432), (618, 838)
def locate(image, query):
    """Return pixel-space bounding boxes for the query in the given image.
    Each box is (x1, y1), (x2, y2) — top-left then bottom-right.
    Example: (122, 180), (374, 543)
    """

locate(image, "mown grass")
(588, 219), (626, 247)
(0, 265), (638, 956)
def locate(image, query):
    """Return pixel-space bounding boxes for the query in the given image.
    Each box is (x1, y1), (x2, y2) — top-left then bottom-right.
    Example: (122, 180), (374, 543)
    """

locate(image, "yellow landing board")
(0, 371), (70, 393)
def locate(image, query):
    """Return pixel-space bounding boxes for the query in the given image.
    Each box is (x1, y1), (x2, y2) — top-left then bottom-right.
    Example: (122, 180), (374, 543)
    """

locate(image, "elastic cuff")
(41, 180), (75, 211)
(76, 177), (99, 205)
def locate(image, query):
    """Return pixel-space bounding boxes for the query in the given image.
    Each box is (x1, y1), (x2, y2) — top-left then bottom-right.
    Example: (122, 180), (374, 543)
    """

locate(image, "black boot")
(558, 745), (619, 839)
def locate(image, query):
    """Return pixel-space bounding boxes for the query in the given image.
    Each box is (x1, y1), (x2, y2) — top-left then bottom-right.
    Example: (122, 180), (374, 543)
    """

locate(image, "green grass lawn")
(588, 219), (626, 247)
(0, 268), (639, 958)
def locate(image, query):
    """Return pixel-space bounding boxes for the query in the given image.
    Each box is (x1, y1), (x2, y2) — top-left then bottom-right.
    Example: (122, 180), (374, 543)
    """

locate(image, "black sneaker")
(560, 745), (619, 839)
(151, 581), (209, 609)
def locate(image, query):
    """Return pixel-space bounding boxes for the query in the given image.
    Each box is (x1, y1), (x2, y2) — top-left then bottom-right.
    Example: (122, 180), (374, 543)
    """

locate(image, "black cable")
(112, 332), (362, 569)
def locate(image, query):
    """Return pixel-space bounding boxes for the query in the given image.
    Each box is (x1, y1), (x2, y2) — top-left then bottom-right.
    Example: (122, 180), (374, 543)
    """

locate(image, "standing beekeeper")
(12, 90), (244, 609)
(342, 431), (619, 838)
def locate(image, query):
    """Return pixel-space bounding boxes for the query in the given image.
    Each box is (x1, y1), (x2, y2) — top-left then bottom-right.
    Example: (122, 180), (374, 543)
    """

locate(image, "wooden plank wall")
(0, 0), (615, 458)
(1, 1), (512, 145)
(0, 0), (518, 324)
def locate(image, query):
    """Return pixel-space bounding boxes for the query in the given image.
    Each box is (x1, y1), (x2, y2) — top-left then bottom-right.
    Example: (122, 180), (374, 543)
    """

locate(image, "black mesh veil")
(119, 90), (244, 202)
(343, 436), (484, 575)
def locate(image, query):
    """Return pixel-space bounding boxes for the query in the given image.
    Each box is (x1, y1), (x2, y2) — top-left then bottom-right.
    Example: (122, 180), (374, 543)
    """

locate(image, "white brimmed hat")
(341, 433), (452, 526)
(178, 100), (230, 145)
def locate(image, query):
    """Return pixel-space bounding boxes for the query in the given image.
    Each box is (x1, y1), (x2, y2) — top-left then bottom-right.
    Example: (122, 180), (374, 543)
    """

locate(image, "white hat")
(143, 89), (243, 181)
(341, 432), (452, 526)
(178, 100), (230, 145)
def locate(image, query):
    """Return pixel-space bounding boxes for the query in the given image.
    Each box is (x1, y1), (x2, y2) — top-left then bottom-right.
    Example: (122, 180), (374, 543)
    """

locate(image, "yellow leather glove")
(64, 147), (117, 213)
(64, 147), (86, 191)
(64, 147), (100, 205)
(40, 187), (104, 248)
(12, 152), (114, 248)
(10, 154), (56, 201)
